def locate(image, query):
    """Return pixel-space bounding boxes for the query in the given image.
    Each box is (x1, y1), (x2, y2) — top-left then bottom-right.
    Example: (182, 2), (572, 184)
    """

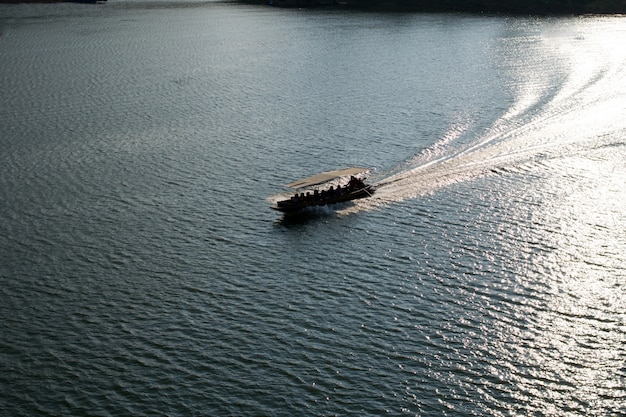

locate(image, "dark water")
(1, 2), (625, 415)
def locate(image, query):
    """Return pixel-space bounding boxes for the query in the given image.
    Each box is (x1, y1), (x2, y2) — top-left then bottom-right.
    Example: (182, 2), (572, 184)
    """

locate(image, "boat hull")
(272, 186), (374, 213)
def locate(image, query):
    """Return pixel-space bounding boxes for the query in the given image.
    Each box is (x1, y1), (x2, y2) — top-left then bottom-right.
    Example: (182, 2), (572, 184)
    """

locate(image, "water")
(1, 2), (625, 415)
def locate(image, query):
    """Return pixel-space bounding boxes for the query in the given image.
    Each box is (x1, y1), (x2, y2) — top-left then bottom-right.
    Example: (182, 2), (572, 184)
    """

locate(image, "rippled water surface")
(1, 2), (625, 416)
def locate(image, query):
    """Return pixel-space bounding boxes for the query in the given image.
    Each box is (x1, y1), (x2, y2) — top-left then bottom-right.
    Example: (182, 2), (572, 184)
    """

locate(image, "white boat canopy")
(286, 167), (369, 189)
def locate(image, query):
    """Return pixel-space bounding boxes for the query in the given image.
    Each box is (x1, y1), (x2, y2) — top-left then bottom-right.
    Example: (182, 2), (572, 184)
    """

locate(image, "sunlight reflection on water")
(498, 152), (626, 415)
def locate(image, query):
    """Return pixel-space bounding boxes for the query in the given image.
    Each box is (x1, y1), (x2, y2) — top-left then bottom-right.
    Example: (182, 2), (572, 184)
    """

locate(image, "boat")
(271, 167), (375, 213)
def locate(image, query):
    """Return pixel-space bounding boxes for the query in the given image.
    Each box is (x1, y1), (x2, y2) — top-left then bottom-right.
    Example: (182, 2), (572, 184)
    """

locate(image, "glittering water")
(1, 2), (625, 416)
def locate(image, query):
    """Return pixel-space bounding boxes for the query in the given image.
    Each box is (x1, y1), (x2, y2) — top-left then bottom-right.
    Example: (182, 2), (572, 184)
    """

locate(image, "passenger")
(348, 176), (356, 190)
(351, 176), (365, 189)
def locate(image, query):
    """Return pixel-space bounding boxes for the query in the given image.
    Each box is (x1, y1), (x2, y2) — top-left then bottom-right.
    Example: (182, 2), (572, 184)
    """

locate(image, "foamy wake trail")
(339, 25), (626, 216)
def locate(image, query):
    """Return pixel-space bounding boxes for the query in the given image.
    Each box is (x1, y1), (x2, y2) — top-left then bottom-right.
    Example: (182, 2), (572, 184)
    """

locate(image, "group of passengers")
(289, 176), (366, 204)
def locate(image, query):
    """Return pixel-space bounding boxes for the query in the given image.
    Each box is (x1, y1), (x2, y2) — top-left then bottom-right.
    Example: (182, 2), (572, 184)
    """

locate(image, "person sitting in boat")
(348, 176), (365, 190)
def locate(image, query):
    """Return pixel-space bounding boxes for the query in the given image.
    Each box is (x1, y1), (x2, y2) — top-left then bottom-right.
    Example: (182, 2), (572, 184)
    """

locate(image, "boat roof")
(286, 167), (369, 189)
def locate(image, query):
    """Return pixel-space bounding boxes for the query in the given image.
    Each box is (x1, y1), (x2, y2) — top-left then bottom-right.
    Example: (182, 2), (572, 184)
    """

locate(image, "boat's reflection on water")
(274, 204), (351, 227)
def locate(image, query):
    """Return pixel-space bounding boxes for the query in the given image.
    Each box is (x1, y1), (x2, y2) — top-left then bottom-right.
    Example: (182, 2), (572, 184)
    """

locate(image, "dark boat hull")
(272, 186), (374, 213)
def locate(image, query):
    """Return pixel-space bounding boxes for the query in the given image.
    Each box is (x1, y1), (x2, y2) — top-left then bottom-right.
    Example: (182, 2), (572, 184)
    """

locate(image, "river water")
(1, 1), (624, 415)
